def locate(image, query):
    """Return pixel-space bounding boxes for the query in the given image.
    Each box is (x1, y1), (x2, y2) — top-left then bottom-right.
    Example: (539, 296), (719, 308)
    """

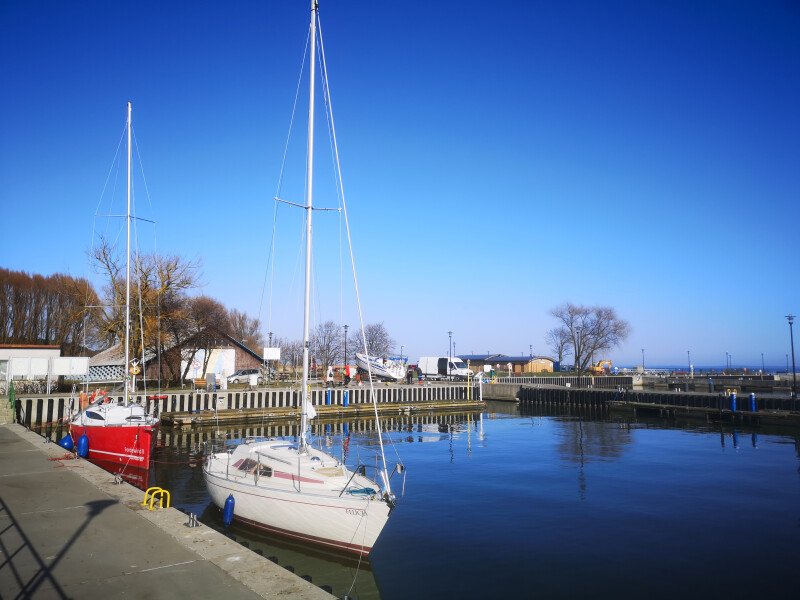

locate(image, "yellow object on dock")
(142, 486), (171, 510)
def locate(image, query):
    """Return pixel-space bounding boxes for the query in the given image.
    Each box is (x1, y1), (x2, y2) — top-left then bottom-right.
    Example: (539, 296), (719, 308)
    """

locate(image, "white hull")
(355, 353), (405, 381)
(203, 440), (392, 555)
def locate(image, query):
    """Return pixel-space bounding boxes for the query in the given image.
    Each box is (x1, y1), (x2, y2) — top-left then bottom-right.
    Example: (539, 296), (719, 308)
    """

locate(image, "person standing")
(326, 366), (334, 387)
(344, 363), (351, 387)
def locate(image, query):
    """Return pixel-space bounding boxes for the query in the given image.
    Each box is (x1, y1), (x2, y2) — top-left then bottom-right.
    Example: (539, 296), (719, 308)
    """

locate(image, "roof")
(0, 344), (61, 349)
(460, 353), (557, 364)
(89, 327), (264, 367)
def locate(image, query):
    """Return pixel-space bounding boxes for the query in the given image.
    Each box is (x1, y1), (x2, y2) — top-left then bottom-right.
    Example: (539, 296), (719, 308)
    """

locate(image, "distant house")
(459, 354), (558, 375)
(87, 328), (265, 386)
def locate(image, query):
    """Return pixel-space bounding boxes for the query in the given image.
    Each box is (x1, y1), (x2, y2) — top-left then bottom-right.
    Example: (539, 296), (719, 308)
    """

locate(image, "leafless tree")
(0, 268), (98, 354)
(311, 320), (344, 372)
(549, 302), (630, 373)
(349, 322), (395, 359)
(92, 238), (199, 369)
(229, 308), (264, 350)
(545, 327), (572, 366)
(279, 338), (303, 380)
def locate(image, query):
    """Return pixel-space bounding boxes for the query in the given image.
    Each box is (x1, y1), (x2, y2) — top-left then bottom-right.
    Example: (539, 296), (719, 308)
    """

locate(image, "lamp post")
(343, 324), (348, 368)
(400, 345), (404, 363)
(761, 352), (765, 376)
(687, 350), (691, 378)
(641, 348), (645, 372)
(448, 331), (453, 378)
(268, 331), (273, 382)
(725, 352), (729, 373)
(787, 314), (797, 401)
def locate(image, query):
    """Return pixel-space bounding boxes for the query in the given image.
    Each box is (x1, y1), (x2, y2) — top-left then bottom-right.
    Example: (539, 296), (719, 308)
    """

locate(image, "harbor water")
(136, 402), (799, 599)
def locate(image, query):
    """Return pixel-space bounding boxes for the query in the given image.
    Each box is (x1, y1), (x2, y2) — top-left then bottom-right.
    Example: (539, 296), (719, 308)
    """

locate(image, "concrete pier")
(0, 424), (333, 599)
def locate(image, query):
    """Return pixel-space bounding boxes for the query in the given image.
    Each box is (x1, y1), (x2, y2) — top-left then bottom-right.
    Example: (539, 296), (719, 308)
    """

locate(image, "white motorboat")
(355, 352), (405, 381)
(203, 0), (402, 557)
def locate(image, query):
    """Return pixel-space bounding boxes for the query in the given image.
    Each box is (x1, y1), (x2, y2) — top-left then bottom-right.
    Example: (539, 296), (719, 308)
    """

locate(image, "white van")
(417, 356), (473, 380)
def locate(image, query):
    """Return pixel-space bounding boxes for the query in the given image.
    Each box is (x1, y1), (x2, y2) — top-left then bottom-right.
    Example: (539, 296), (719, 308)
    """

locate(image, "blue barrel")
(223, 494), (235, 528)
(730, 392), (737, 412)
(58, 434), (74, 451)
(76, 433), (89, 458)
(749, 393), (756, 412)
(325, 389), (331, 405)
(343, 390), (349, 407)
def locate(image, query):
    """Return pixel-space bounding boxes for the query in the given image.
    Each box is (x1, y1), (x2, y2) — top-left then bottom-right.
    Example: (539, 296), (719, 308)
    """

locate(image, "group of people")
(325, 364), (355, 387)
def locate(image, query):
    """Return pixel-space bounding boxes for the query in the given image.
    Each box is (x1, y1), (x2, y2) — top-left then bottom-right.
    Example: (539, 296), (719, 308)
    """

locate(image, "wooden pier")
(484, 383), (800, 427)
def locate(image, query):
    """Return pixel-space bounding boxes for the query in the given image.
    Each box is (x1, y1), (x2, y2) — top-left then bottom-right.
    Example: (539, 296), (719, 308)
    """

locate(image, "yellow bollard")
(142, 486), (171, 510)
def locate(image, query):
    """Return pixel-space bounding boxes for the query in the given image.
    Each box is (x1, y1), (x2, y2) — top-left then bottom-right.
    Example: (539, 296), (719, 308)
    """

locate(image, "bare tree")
(349, 322), (395, 359)
(549, 302), (630, 373)
(229, 308), (264, 350)
(545, 327), (572, 366)
(311, 320), (344, 372)
(0, 268), (98, 353)
(92, 238), (199, 368)
(279, 338), (303, 380)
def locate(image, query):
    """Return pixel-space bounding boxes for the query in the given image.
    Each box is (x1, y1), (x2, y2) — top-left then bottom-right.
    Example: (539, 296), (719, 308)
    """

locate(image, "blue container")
(343, 390), (349, 407)
(223, 494), (235, 528)
(325, 389), (331, 405)
(749, 393), (757, 412)
(730, 392), (737, 412)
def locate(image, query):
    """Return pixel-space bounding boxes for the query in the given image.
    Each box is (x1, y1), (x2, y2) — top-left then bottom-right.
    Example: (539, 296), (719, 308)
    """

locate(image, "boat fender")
(76, 433), (89, 458)
(223, 494), (235, 528)
(58, 434), (74, 451)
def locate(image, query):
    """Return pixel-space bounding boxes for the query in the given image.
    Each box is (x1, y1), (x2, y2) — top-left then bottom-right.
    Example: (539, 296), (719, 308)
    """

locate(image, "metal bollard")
(325, 389), (331, 405)
(730, 392), (737, 412)
(749, 392), (756, 412)
(343, 390), (349, 407)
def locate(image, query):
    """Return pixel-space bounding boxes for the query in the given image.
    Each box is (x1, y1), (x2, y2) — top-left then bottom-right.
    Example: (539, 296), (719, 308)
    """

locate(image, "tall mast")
(124, 101), (132, 402)
(300, 0), (318, 448)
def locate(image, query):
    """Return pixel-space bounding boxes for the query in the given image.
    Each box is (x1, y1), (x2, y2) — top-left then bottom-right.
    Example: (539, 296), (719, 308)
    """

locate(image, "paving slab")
(0, 424), (334, 599)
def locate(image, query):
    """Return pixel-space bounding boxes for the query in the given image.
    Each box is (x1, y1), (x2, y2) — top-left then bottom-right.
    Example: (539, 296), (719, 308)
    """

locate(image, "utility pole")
(787, 315), (797, 401)
(343, 324), (348, 368)
(448, 331), (453, 379)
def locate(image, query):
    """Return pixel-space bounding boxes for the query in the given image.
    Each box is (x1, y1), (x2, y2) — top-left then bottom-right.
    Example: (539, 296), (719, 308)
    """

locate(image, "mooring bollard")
(749, 392), (756, 412)
(343, 390), (349, 407)
(730, 392), (737, 412)
(325, 389), (331, 405)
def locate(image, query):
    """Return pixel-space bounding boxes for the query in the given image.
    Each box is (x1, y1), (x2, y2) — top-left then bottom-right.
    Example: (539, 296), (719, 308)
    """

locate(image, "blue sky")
(1, 0), (798, 368)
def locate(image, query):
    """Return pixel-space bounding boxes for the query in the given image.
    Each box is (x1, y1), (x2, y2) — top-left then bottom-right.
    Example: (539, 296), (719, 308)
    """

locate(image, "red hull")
(70, 423), (157, 468)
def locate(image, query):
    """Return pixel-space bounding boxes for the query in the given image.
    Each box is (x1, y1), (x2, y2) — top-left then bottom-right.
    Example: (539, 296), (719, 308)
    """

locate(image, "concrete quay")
(0, 424), (333, 600)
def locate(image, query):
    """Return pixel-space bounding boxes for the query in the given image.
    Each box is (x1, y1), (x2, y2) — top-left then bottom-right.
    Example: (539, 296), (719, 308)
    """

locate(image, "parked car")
(227, 368), (263, 385)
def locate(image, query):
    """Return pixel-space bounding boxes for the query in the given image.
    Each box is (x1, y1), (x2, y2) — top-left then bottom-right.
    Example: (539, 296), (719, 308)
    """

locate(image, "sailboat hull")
(203, 448), (391, 556)
(69, 423), (157, 468)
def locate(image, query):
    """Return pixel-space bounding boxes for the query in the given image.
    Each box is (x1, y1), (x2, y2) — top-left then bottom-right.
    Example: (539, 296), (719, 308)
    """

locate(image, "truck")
(417, 356), (473, 380)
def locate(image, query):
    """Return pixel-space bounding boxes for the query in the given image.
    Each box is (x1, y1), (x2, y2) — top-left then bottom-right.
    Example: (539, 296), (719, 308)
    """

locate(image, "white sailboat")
(203, 0), (401, 556)
(355, 352), (405, 381)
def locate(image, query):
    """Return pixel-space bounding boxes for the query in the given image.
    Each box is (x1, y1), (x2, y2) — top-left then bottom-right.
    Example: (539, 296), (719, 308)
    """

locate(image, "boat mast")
(300, 0), (318, 450)
(124, 101), (132, 403)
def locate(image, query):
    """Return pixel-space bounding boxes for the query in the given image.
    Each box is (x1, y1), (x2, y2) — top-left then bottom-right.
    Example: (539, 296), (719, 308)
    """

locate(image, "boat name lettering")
(346, 508), (366, 516)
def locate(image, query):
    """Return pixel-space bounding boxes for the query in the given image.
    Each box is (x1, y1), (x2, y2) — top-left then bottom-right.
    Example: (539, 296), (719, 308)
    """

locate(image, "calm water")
(144, 403), (799, 599)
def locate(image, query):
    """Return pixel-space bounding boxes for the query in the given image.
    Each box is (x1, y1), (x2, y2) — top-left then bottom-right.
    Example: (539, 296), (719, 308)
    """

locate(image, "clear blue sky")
(1, 0), (798, 368)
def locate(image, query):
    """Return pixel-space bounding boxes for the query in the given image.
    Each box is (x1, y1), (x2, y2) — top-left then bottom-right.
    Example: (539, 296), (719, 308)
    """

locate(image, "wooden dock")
(161, 399), (486, 427)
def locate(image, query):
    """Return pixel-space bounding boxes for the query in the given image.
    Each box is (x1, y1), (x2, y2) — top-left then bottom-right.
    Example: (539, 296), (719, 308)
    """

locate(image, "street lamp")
(641, 348), (645, 371)
(725, 352), (729, 373)
(400, 345), (404, 363)
(448, 331), (453, 378)
(787, 314), (797, 401)
(343, 324), (349, 368)
(761, 352), (765, 376)
(687, 350), (691, 377)
(268, 331), (273, 382)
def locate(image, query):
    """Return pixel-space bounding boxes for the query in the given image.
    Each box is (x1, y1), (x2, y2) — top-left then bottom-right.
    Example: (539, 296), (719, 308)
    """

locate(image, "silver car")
(227, 368), (263, 385)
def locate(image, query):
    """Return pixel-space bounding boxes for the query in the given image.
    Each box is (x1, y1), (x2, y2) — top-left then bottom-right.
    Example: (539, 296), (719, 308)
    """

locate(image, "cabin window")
(85, 411), (104, 420)
(233, 458), (272, 477)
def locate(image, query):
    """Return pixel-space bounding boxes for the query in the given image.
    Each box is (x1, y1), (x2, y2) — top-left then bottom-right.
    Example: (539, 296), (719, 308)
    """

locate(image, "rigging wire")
(317, 14), (400, 473)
